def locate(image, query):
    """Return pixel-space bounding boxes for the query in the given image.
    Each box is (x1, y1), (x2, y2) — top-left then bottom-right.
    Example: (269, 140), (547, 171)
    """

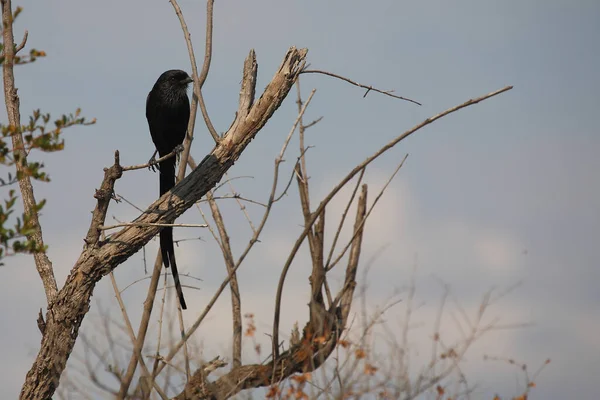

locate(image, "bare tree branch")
(225, 174), (258, 232)
(207, 193), (242, 368)
(117, 255), (164, 399)
(301, 69), (422, 106)
(2, 0), (57, 303)
(122, 146), (182, 172)
(327, 154), (409, 273)
(15, 29), (27, 53)
(109, 273), (169, 400)
(170, 0), (219, 144)
(324, 168), (366, 270)
(149, 272), (171, 397)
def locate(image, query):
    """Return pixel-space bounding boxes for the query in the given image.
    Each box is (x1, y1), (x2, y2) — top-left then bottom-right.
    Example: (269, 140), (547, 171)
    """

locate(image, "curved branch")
(15, 29), (28, 53)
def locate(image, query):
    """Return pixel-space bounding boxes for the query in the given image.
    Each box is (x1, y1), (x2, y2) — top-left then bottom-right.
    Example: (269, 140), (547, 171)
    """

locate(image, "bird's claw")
(148, 156), (158, 172)
(174, 144), (185, 162)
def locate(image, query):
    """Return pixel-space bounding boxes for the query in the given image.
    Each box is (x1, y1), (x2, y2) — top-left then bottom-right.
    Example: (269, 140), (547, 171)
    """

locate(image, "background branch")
(207, 193), (242, 368)
(301, 68), (422, 105)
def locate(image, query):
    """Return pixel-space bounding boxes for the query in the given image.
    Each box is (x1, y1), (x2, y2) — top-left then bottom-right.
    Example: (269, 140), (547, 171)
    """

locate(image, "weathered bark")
(19, 47), (307, 400)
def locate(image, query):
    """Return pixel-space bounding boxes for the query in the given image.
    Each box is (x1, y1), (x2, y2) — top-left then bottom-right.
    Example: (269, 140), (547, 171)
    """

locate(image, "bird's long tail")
(159, 158), (187, 309)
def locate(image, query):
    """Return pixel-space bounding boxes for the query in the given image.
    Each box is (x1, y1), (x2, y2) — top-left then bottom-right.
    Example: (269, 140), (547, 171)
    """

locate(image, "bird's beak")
(184, 77), (193, 84)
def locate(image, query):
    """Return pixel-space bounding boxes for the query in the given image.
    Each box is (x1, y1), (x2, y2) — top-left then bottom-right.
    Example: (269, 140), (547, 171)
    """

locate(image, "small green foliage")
(0, 189), (46, 265)
(0, 6), (46, 66)
(0, 108), (94, 261)
(13, 48), (47, 65)
(0, 108), (96, 187)
(12, 6), (23, 20)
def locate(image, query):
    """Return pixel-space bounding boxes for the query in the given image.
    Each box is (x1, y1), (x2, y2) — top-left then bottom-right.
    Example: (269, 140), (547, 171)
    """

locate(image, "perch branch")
(122, 147), (181, 171)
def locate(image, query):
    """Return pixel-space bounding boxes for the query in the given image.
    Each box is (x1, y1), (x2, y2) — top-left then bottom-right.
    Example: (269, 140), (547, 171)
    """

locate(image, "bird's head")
(156, 69), (193, 90)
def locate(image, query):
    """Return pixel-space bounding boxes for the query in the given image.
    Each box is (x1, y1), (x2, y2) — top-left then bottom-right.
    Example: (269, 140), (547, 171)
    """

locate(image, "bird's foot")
(174, 144), (185, 162)
(147, 155), (158, 172)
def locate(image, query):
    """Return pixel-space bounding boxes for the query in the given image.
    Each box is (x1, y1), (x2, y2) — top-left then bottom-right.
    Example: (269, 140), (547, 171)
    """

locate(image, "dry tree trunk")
(18, 47), (307, 400)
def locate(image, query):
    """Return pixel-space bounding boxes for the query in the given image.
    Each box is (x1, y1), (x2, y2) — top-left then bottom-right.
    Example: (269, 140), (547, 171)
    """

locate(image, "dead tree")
(1, 0), (512, 398)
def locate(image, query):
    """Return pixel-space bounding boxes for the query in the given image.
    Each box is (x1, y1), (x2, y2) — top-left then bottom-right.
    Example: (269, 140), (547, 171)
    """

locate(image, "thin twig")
(176, 298), (191, 380)
(324, 168), (366, 270)
(15, 29), (27, 53)
(203, 193), (267, 208)
(211, 175), (254, 193)
(326, 155), (408, 272)
(117, 256), (164, 398)
(303, 116), (323, 130)
(113, 193), (145, 213)
(119, 273), (202, 294)
(109, 273), (169, 400)
(195, 193), (223, 249)
(273, 147), (312, 203)
(226, 174), (258, 233)
(170, 0), (219, 143)
(122, 147), (181, 172)
(301, 69), (422, 106)
(150, 272), (170, 393)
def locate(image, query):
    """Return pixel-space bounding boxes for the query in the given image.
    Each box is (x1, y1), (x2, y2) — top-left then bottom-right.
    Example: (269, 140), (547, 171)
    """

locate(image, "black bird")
(146, 69), (193, 309)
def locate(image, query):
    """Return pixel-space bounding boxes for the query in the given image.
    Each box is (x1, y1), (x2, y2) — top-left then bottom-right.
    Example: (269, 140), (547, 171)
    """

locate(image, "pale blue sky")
(1, 1), (599, 398)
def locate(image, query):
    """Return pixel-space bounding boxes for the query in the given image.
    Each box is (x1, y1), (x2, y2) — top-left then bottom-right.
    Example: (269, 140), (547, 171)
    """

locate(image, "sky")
(1, 0), (599, 398)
